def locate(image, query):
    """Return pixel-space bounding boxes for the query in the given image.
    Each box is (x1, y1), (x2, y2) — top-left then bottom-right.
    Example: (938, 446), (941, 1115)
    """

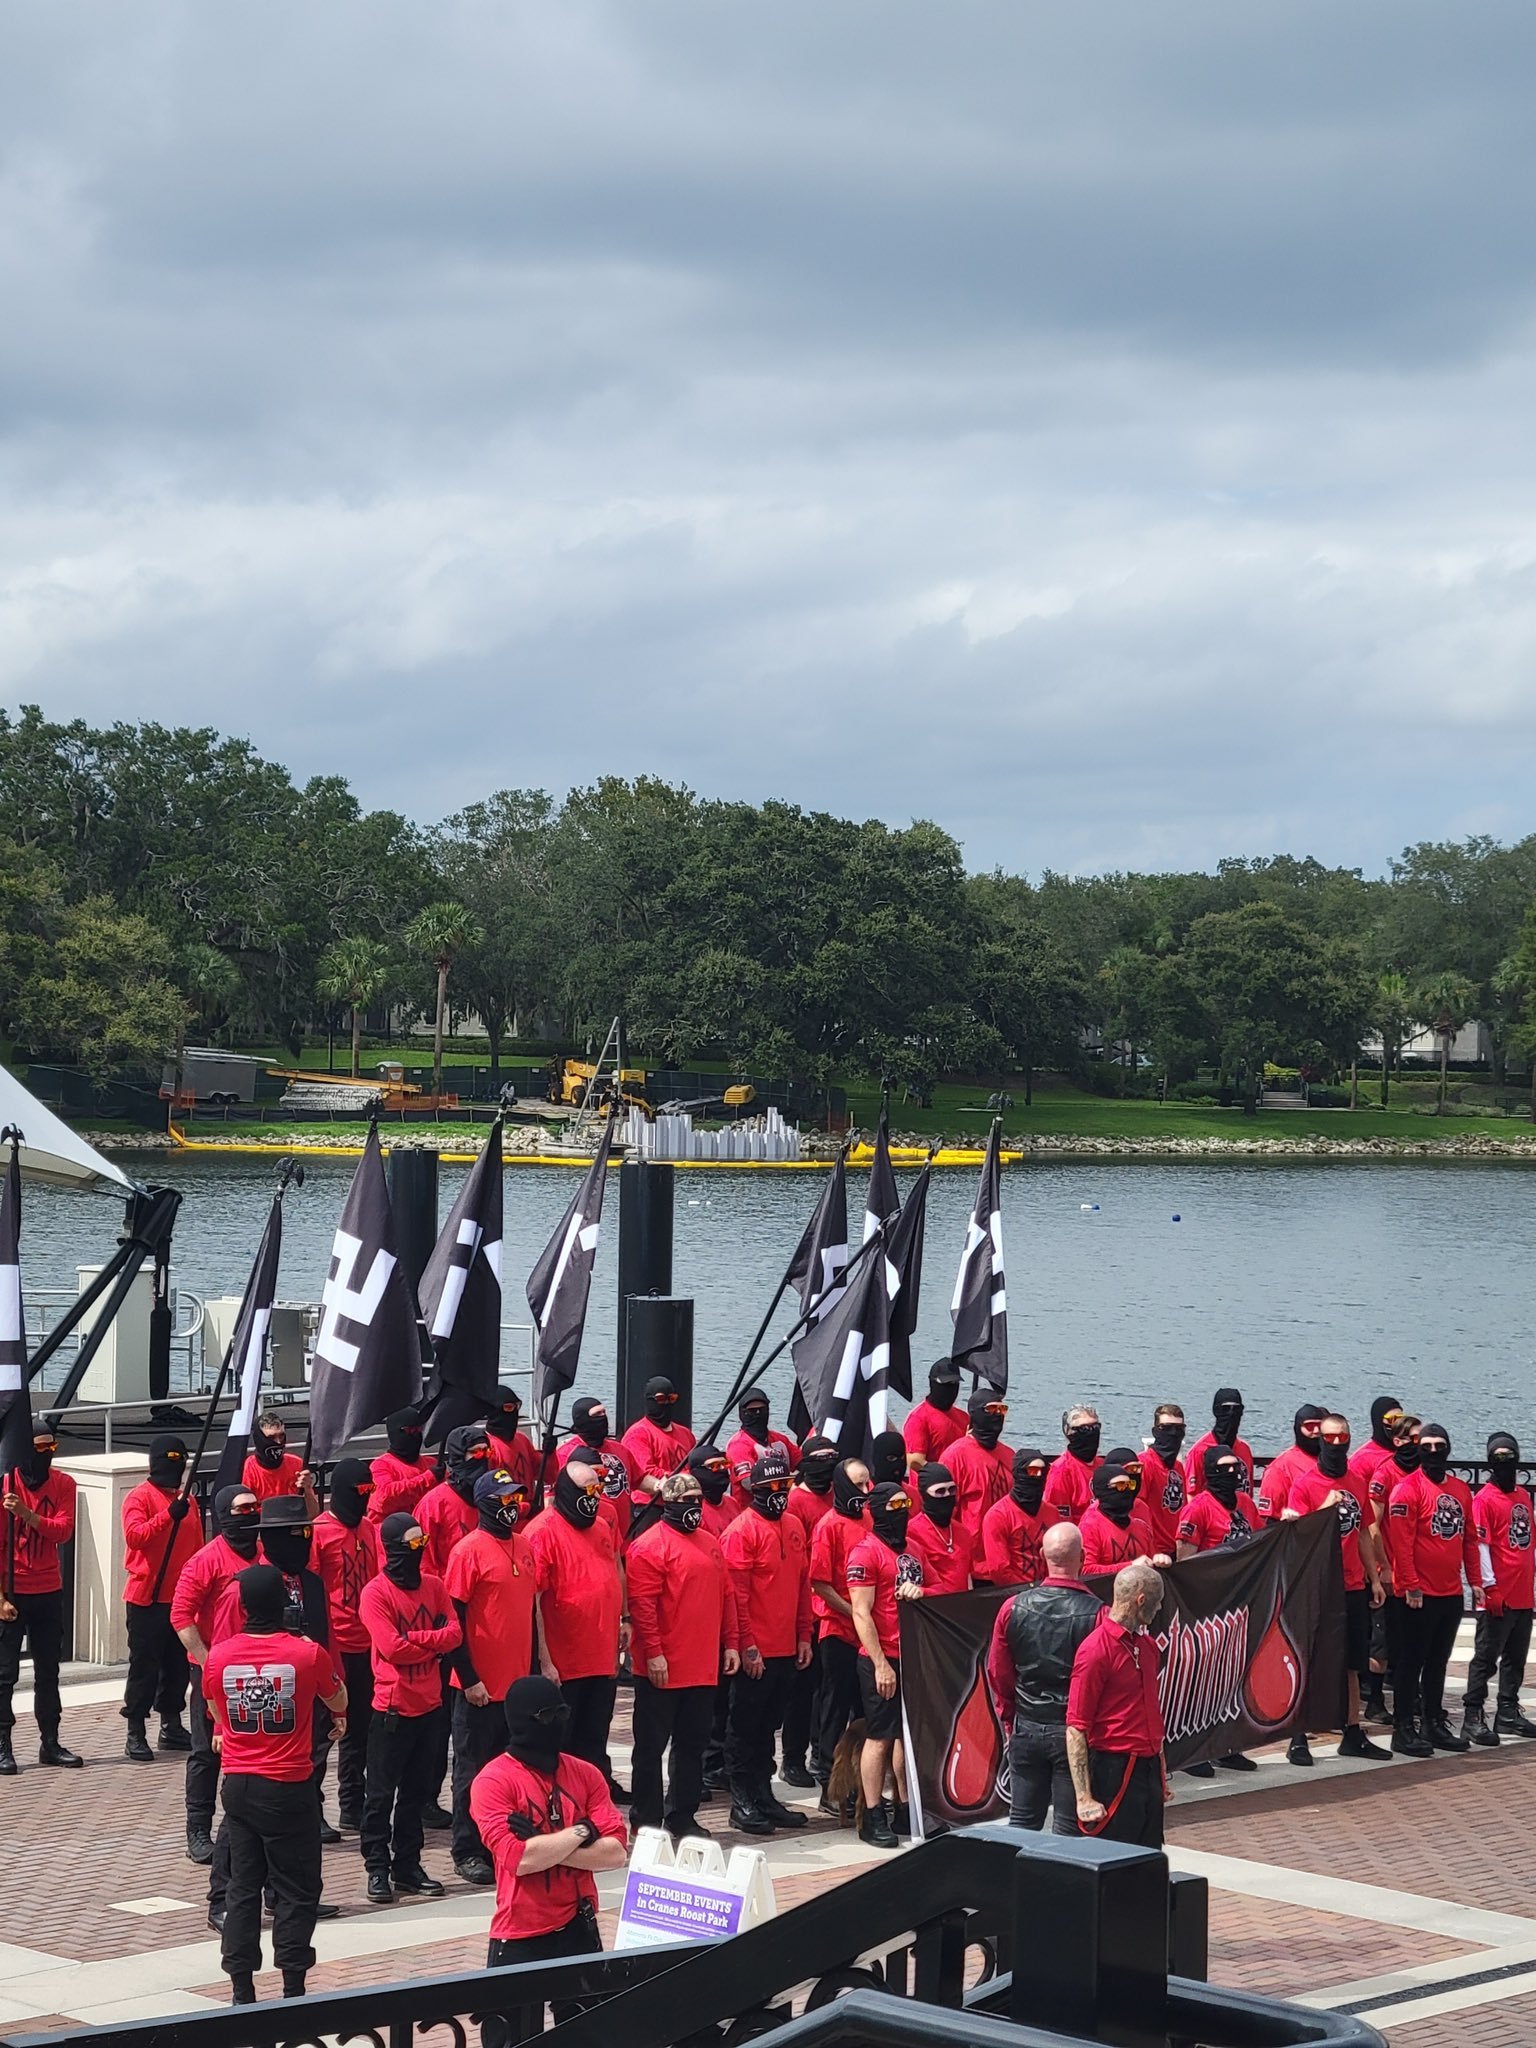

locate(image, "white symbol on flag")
(317, 1230), (396, 1375)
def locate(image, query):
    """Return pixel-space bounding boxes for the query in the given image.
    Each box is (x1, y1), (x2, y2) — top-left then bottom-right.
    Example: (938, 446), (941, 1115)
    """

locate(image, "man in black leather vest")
(984, 1522), (1101, 1832)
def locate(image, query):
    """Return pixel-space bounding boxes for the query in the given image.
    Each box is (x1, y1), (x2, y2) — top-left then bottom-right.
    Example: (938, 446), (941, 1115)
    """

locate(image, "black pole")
(25, 1238), (139, 1382)
(41, 1193), (184, 1426)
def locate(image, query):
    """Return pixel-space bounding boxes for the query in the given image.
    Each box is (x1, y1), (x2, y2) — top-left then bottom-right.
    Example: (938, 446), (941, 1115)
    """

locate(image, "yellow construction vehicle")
(555, 1058), (652, 1112)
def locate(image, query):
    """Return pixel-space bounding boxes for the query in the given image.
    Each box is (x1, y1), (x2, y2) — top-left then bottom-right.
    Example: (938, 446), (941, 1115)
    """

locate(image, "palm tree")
(1415, 970), (1475, 1115)
(316, 938), (392, 1079)
(1371, 971), (1416, 1107)
(405, 901), (485, 1101)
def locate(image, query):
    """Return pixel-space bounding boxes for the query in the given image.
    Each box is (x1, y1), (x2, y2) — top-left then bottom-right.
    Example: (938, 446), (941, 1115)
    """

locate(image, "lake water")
(21, 1154), (1536, 1458)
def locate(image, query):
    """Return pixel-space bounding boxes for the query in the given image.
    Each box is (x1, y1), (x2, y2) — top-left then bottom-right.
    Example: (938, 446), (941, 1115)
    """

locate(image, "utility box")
(74, 1264), (156, 1404)
(203, 1298), (311, 1390)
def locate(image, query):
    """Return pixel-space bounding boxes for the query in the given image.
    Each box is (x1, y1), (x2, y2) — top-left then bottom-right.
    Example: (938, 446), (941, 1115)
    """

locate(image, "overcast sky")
(4, 3), (1536, 877)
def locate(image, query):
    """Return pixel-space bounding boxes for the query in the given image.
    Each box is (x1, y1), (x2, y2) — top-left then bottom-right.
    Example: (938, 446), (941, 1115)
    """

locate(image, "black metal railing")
(3, 1825), (1384, 2048)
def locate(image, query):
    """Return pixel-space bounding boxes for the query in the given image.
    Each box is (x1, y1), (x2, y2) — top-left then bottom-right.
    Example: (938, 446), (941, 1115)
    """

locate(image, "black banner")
(901, 1510), (1348, 1831)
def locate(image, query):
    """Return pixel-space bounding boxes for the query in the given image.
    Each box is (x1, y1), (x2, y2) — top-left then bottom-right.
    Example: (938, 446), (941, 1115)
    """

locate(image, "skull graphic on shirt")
(1335, 1491), (1362, 1538)
(1430, 1493), (1464, 1541)
(896, 1550), (924, 1590)
(1509, 1502), (1533, 1551)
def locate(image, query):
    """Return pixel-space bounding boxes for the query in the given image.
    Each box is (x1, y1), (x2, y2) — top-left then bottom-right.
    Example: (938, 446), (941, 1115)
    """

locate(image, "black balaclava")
(1205, 1445), (1243, 1506)
(381, 1512), (425, 1589)
(1318, 1424), (1351, 1482)
(1488, 1433), (1521, 1492)
(1293, 1404), (1326, 1459)
(555, 1452), (603, 1529)
(571, 1397), (610, 1450)
(252, 1424), (288, 1471)
(1092, 1462), (1139, 1526)
(1370, 1396), (1404, 1452)
(474, 1467), (525, 1537)
(927, 1359), (961, 1412)
(739, 1392), (772, 1444)
(749, 1456), (790, 1520)
(871, 1431), (908, 1487)
(259, 1501), (314, 1576)
(386, 1408), (425, 1462)
(237, 1564), (288, 1634)
(643, 1376), (679, 1428)
(328, 1458), (373, 1530)
(1012, 1448), (1048, 1514)
(504, 1674), (571, 1773)
(917, 1462), (957, 1528)
(832, 1461), (871, 1519)
(21, 1432), (56, 1486)
(1065, 1415), (1101, 1464)
(1151, 1414), (1186, 1461)
(1393, 1423), (1421, 1475)
(1212, 1389), (1244, 1446)
(489, 1386), (523, 1432)
(662, 1487), (704, 1534)
(217, 1485), (261, 1559)
(1418, 1424), (1450, 1484)
(446, 1425), (492, 1502)
(688, 1443), (731, 1506)
(870, 1481), (912, 1552)
(969, 1388), (1006, 1449)
(149, 1434), (188, 1490)
(798, 1435), (838, 1495)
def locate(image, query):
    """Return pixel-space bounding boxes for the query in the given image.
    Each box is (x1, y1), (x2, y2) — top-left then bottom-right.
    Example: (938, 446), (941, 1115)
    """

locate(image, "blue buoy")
(1172, 1214), (1181, 1223)
(1079, 1202), (1100, 1213)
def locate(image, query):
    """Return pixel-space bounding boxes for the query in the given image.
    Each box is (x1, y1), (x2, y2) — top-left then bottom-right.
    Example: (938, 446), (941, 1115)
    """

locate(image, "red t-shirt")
(946, 1436), (1015, 1542)
(1256, 1445), (1320, 1523)
(786, 1486), (834, 1539)
(626, 1522), (740, 1689)
(169, 1533), (251, 1656)
(556, 1438), (637, 1538)
(724, 1427), (800, 1508)
(471, 1752), (625, 1939)
(444, 1528), (537, 1699)
(809, 1511), (867, 1644)
(1043, 1453), (1101, 1524)
(1288, 1466), (1373, 1593)
(905, 1512), (973, 1594)
(1079, 1505), (1154, 1577)
(204, 1629), (340, 1781)
(1350, 1441), (1396, 1499)
(525, 1508), (623, 1681)
(417, 1480), (477, 1579)
(122, 1481), (204, 1606)
(1177, 1490), (1260, 1553)
(486, 1430), (540, 1496)
(619, 1418), (697, 1508)
(1137, 1448), (1188, 1556)
(1066, 1610), (1165, 1756)
(242, 1451), (304, 1502)
(368, 1450), (436, 1523)
(979, 1496), (1061, 1585)
(699, 1497), (739, 1543)
(358, 1570), (461, 1714)
(310, 1512), (380, 1653)
(1476, 1484), (1536, 1610)
(1184, 1432), (1255, 1496)
(1, 1469), (75, 1595)
(903, 1399), (967, 1465)
(1385, 1470), (1485, 1600)
(846, 1534), (920, 1659)
(721, 1508), (811, 1658)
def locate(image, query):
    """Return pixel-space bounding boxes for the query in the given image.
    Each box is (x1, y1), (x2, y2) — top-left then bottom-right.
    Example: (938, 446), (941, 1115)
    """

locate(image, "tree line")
(4, 704), (1536, 1104)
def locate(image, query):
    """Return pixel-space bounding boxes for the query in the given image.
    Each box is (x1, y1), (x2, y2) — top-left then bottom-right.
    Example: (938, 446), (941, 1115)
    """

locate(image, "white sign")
(615, 1828), (776, 1952)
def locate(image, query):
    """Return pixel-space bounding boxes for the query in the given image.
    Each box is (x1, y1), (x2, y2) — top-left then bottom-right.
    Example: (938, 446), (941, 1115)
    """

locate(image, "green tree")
(1415, 969), (1475, 1115)
(13, 897), (186, 1084)
(406, 901), (485, 1100)
(316, 938), (394, 1079)
(430, 791), (560, 1076)
(1370, 971), (1417, 1106)
(1494, 906), (1536, 1113)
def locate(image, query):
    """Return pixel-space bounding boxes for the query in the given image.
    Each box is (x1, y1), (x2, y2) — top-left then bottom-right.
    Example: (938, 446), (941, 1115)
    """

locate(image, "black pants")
(362, 1706), (439, 1878)
(560, 1675), (618, 1784)
(815, 1634), (862, 1782)
(330, 1650), (373, 1823)
(1391, 1594), (1463, 1726)
(1008, 1720), (1078, 1835)
(630, 1677), (713, 1828)
(187, 1682), (221, 1833)
(451, 1691), (509, 1864)
(727, 1655), (793, 1801)
(220, 1774), (321, 1981)
(481, 1912), (602, 2048)
(123, 1603), (189, 1725)
(1086, 1751), (1163, 1849)
(429, 1653), (454, 1804)
(0, 1590), (64, 1737)
(780, 1636), (820, 1769)
(703, 1669), (731, 1780)
(1465, 1607), (1533, 1717)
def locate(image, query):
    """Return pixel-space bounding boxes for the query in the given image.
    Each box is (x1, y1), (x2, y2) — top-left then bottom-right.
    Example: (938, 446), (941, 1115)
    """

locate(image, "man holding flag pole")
(526, 1113), (617, 1510)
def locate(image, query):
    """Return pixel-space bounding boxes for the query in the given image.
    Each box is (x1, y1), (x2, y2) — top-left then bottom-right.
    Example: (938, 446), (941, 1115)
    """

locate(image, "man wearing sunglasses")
(906, 1463), (974, 1593)
(1079, 1459), (1169, 1576)
(721, 1457), (813, 1835)
(1256, 1405), (1327, 1523)
(527, 1449), (626, 1792)
(1384, 1423), (1492, 1757)
(1284, 1415), (1391, 1764)
(311, 1460), (380, 1834)
(946, 1388), (1015, 1543)
(621, 1376), (697, 1511)
(980, 1448), (1061, 1587)
(484, 1389), (540, 1499)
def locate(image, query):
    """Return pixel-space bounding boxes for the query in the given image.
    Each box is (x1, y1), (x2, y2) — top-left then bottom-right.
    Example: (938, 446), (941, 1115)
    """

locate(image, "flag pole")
(147, 1158), (302, 1604)
(0, 1129), (19, 1612)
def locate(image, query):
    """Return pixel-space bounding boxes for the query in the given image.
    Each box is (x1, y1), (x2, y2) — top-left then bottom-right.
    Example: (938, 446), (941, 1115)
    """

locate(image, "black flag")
(527, 1116), (615, 1428)
(792, 1239), (892, 1461)
(420, 1120), (504, 1437)
(950, 1118), (1007, 1392)
(885, 1159), (931, 1402)
(308, 1127), (423, 1461)
(213, 1194), (284, 1489)
(0, 1136), (31, 1489)
(787, 1152), (849, 1325)
(862, 1107), (901, 1245)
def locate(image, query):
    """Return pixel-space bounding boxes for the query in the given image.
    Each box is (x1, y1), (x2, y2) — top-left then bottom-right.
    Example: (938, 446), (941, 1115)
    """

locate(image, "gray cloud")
(3, 1), (1536, 873)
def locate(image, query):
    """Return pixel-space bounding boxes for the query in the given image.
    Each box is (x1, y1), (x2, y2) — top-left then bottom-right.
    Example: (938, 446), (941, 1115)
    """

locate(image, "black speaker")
(621, 1295), (694, 1428)
(617, 1161), (673, 1389)
(387, 1147), (439, 1294)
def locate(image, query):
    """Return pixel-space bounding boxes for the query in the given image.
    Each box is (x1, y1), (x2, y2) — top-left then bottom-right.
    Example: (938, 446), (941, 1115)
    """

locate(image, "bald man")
(986, 1523), (1102, 1832)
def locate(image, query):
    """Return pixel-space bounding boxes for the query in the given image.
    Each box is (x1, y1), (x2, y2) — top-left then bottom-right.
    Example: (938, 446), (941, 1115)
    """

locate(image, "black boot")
(1338, 1724), (1393, 1760)
(158, 1714), (192, 1752)
(229, 1975), (256, 2007)
(318, 1817), (341, 1845)
(1494, 1704), (1536, 1739)
(1462, 1707), (1499, 1748)
(38, 1734), (82, 1768)
(779, 1758), (816, 1789)
(728, 1782), (774, 1835)
(859, 1799), (899, 1849)
(187, 1824), (215, 1864)
(1364, 1680), (1392, 1726)
(1427, 1716), (1470, 1753)
(282, 1972), (306, 1999)
(756, 1780), (808, 1829)
(124, 1720), (155, 1763)
(0, 1733), (15, 1777)
(1391, 1720), (1432, 1758)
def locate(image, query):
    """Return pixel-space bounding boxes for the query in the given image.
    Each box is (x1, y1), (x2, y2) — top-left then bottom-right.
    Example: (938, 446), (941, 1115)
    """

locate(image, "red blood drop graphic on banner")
(1244, 1600), (1303, 1726)
(942, 1661), (1003, 1811)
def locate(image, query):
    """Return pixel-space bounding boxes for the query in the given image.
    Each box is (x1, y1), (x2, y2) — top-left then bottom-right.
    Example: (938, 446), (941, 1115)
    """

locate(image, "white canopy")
(0, 1066), (134, 1190)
